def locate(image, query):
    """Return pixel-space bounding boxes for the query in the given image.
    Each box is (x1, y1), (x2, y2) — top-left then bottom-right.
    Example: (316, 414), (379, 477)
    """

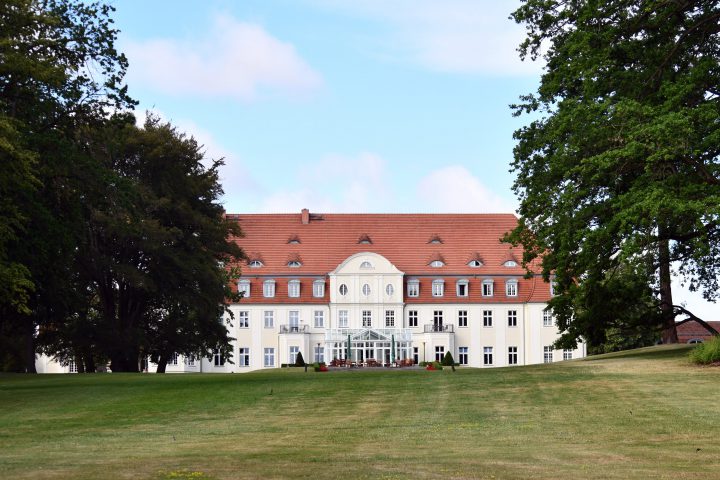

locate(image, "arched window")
(503, 260), (517, 267)
(362, 284), (371, 296)
(430, 260), (445, 268)
(467, 260), (483, 267)
(360, 261), (373, 269)
(248, 260), (263, 268)
(339, 284), (348, 296)
(287, 260), (302, 268)
(385, 284), (394, 296)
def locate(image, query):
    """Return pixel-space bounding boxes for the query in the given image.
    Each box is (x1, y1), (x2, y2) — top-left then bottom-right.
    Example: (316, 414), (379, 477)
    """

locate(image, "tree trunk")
(76, 354), (85, 373)
(83, 351), (96, 373)
(156, 356), (167, 374)
(658, 237), (678, 344)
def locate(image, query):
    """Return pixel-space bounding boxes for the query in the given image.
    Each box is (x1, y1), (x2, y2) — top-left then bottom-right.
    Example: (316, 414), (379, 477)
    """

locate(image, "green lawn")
(1, 345), (718, 479)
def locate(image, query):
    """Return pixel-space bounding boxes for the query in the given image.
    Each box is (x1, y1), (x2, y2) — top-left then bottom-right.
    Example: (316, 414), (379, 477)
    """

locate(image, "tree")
(506, 1), (720, 346)
(441, 351), (455, 367)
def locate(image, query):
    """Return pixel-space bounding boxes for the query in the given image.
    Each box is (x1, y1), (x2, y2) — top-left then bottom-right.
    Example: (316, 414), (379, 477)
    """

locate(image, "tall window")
(544, 346), (553, 363)
(315, 345), (325, 363)
(563, 349), (572, 360)
(508, 346), (518, 365)
(264, 311), (274, 329)
(385, 284), (394, 296)
(483, 347), (493, 366)
(543, 310), (554, 327)
(264, 348), (275, 367)
(289, 346), (300, 365)
(505, 279), (518, 297)
(482, 279), (494, 297)
(435, 346), (445, 362)
(458, 310), (468, 327)
(407, 279), (420, 297)
(483, 310), (493, 327)
(362, 310), (372, 327)
(238, 311), (249, 328)
(385, 310), (395, 327)
(239, 348), (250, 367)
(432, 279), (444, 297)
(289, 310), (299, 330)
(213, 348), (225, 366)
(313, 280), (325, 298)
(238, 280), (250, 298)
(185, 355), (195, 367)
(168, 353), (178, 366)
(339, 310), (348, 328)
(433, 310), (443, 330)
(288, 280), (300, 298)
(68, 360), (78, 373)
(508, 310), (517, 327)
(314, 310), (324, 328)
(456, 279), (468, 297)
(408, 310), (418, 327)
(362, 284), (371, 296)
(458, 347), (468, 365)
(263, 279), (275, 298)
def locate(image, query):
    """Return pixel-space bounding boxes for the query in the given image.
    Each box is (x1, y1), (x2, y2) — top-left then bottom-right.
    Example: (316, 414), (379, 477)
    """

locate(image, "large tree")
(506, 1), (720, 346)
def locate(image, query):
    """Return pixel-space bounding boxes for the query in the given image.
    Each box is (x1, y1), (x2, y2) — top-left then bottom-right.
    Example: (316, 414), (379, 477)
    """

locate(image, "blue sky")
(111, 0), (716, 320)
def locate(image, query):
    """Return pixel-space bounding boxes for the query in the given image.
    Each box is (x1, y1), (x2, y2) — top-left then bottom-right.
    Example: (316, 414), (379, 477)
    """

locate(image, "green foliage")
(295, 351), (305, 367)
(507, 1), (720, 345)
(441, 351), (455, 366)
(689, 336), (720, 364)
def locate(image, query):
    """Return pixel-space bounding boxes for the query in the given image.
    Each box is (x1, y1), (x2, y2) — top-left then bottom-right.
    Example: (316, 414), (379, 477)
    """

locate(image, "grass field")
(1, 345), (719, 479)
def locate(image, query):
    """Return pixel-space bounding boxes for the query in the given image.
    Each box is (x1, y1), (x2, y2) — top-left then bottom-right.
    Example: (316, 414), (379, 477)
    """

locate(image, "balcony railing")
(280, 324), (309, 334)
(424, 324), (454, 333)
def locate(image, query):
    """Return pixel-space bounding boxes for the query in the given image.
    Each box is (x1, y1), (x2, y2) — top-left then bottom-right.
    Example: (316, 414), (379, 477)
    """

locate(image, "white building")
(37, 209), (585, 373)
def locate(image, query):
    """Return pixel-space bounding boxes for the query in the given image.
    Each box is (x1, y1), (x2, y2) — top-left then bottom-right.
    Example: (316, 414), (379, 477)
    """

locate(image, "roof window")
(358, 233), (373, 244)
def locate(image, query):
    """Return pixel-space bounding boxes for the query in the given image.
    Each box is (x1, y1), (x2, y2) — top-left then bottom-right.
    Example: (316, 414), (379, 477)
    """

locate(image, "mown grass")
(1, 345), (718, 479)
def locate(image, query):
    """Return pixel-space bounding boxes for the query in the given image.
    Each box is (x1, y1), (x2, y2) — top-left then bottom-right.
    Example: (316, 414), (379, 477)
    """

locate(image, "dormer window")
(360, 261), (373, 269)
(506, 279), (518, 297)
(357, 233), (372, 244)
(288, 280), (301, 298)
(430, 260), (445, 268)
(263, 279), (276, 298)
(482, 279), (494, 297)
(407, 279), (419, 297)
(287, 261), (302, 268)
(503, 260), (517, 267)
(248, 260), (263, 268)
(432, 279), (445, 297)
(428, 234), (443, 244)
(287, 234), (301, 244)
(456, 279), (469, 297)
(238, 280), (250, 298)
(468, 260), (483, 267)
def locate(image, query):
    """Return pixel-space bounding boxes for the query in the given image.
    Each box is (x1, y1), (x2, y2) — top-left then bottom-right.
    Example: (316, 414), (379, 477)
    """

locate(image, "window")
(360, 261), (373, 269)
(435, 346), (445, 362)
(505, 279), (518, 297)
(432, 279), (444, 297)
(68, 360), (78, 373)
(458, 347), (468, 365)
(563, 349), (573, 360)
(504, 260), (517, 267)
(168, 353), (178, 366)
(314, 310), (324, 328)
(362, 284), (371, 296)
(385, 284), (394, 296)
(544, 346), (553, 363)
(313, 280), (325, 298)
(483, 310), (493, 327)
(550, 277), (557, 296)
(430, 260), (445, 268)
(508, 346), (518, 365)
(482, 279), (494, 297)
(458, 310), (468, 327)
(288, 280), (300, 298)
(264, 348), (275, 367)
(213, 348), (225, 366)
(264, 310), (274, 329)
(248, 260), (263, 268)
(287, 235), (301, 244)
(408, 310), (418, 327)
(315, 345), (325, 363)
(456, 279), (468, 297)
(238, 280), (250, 298)
(339, 310), (348, 328)
(263, 280), (275, 298)
(238, 311), (249, 328)
(289, 311), (299, 329)
(385, 310), (395, 327)
(239, 348), (250, 367)
(289, 346), (300, 365)
(483, 347), (493, 366)
(407, 279), (419, 297)
(543, 310), (554, 327)
(339, 284), (348, 296)
(287, 260), (302, 268)
(508, 310), (517, 327)
(467, 260), (482, 267)
(433, 310), (443, 331)
(362, 310), (372, 327)
(185, 355), (195, 367)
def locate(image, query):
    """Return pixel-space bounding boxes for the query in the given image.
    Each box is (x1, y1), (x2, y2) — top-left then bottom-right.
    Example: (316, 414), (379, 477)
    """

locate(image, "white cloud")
(415, 165), (516, 213)
(308, 0), (539, 75)
(123, 15), (322, 100)
(672, 275), (718, 323)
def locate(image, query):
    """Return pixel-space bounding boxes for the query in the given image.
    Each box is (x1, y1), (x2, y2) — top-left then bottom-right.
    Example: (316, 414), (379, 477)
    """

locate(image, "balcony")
(424, 324), (454, 333)
(280, 324), (309, 334)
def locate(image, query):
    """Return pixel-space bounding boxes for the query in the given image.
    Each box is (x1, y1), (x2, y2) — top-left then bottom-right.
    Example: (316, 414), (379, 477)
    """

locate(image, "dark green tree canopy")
(507, 1), (720, 347)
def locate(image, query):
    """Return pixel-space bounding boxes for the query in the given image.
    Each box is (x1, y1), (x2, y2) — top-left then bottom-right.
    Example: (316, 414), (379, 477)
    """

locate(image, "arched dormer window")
(468, 260), (483, 267)
(357, 233), (372, 244)
(287, 260), (302, 268)
(430, 260), (445, 268)
(360, 261), (373, 269)
(428, 234), (443, 244)
(287, 234), (301, 244)
(248, 259), (263, 268)
(503, 260), (517, 267)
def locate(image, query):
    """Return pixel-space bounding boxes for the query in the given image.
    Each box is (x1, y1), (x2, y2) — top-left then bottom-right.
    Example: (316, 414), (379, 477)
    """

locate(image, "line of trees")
(0, 0), (243, 372)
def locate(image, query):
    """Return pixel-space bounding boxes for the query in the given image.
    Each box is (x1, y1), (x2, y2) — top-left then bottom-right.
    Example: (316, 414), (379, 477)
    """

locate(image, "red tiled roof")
(226, 211), (550, 303)
(677, 320), (720, 342)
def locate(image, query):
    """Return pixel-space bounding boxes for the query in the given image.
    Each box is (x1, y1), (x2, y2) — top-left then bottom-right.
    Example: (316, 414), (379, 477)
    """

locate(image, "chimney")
(301, 208), (310, 225)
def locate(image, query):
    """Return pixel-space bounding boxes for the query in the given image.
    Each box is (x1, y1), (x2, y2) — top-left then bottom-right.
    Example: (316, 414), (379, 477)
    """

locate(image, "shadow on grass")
(582, 344), (694, 362)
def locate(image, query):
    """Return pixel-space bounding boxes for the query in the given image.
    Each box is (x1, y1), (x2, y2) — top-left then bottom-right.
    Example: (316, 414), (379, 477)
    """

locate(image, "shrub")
(689, 336), (720, 364)
(295, 352), (305, 367)
(441, 351), (455, 366)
